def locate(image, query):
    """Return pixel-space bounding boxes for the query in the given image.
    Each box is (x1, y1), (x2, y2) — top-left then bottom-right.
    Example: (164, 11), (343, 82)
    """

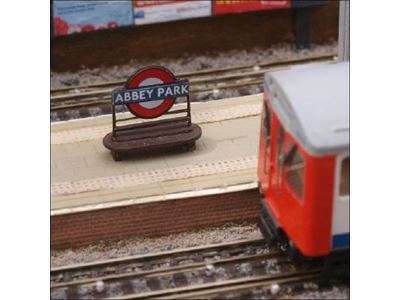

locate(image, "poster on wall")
(53, 1), (134, 36)
(133, 0), (211, 25)
(213, 0), (290, 15)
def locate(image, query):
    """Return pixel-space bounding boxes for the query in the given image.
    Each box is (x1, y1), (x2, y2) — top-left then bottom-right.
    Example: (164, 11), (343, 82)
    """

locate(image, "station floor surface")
(51, 94), (263, 214)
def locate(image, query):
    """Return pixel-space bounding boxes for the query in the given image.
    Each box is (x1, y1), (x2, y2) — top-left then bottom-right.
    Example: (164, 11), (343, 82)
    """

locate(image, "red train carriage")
(258, 62), (349, 257)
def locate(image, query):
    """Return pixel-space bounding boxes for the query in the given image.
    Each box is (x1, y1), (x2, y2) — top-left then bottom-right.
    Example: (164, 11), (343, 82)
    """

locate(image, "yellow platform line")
(51, 102), (262, 145)
(51, 155), (257, 197)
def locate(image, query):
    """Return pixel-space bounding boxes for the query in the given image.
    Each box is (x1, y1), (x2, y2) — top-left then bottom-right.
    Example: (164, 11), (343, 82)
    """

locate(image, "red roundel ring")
(125, 66), (176, 119)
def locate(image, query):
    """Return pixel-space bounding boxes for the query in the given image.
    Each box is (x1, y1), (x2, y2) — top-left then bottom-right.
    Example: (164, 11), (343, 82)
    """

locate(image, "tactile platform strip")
(51, 155), (257, 196)
(51, 103), (261, 145)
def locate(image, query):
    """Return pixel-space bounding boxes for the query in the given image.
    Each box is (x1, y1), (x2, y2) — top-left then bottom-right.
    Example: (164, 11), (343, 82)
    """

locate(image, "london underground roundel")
(125, 66), (176, 118)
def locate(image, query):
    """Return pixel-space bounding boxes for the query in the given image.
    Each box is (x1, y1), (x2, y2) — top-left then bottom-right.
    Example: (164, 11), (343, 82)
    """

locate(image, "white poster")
(133, 0), (211, 25)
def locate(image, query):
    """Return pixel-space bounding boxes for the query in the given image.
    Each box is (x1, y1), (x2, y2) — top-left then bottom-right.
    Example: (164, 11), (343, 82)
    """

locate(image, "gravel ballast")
(51, 42), (337, 89)
(51, 222), (261, 268)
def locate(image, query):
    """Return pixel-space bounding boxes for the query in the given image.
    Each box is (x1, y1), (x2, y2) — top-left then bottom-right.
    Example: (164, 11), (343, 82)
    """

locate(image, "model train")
(257, 61), (349, 258)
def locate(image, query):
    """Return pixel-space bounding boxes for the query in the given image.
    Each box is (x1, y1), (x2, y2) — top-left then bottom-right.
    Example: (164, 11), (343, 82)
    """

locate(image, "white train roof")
(264, 61), (349, 156)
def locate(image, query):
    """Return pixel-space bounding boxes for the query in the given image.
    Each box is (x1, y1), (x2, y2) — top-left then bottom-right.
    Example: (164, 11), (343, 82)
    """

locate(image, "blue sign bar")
(112, 80), (190, 105)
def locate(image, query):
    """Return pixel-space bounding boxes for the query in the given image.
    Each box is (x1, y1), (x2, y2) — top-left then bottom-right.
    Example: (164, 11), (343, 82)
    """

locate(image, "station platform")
(51, 94), (263, 215)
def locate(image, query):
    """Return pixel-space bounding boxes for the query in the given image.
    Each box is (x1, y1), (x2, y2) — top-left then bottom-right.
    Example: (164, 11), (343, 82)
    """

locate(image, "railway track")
(51, 238), (269, 286)
(50, 54), (336, 122)
(50, 238), (348, 300)
(160, 269), (349, 300)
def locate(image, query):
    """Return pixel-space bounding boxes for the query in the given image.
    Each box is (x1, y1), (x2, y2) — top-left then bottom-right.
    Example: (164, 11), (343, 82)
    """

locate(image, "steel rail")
(51, 238), (264, 273)
(50, 56), (335, 113)
(50, 71), (264, 102)
(50, 79), (265, 111)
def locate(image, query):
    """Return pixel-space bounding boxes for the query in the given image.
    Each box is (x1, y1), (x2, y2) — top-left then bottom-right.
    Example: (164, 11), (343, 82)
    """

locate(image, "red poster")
(213, 0), (290, 15)
(134, 1), (186, 8)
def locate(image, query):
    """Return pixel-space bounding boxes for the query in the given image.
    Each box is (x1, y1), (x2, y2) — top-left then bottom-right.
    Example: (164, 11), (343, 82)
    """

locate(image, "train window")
(262, 102), (271, 145)
(340, 157), (350, 196)
(276, 126), (285, 189)
(262, 102), (272, 174)
(284, 144), (305, 201)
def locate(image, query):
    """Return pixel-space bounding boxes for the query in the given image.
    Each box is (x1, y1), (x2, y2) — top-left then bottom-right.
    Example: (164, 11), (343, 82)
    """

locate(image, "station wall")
(51, 189), (260, 250)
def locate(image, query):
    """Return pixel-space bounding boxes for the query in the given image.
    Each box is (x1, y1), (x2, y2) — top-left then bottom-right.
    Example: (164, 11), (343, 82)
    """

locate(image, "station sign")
(213, 0), (290, 15)
(112, 81), (189, 105)
(114, 66), (188, 119)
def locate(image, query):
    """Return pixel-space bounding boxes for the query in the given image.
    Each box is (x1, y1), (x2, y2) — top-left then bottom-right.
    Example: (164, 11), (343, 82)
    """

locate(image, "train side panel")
(258, 91), (340, 257)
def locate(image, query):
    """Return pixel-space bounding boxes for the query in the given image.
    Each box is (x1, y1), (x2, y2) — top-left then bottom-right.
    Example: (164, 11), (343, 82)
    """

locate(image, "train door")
(258, 98), (273, 192)
(269, 121), (306, 243)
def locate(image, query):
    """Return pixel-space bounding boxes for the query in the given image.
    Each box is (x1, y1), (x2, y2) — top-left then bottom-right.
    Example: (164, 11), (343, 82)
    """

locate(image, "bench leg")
(184, 142), (196, 152)
(111, 150), (122, 161)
